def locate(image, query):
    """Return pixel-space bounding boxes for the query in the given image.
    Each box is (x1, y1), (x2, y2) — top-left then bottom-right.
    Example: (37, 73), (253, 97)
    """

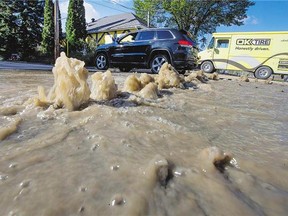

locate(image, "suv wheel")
(151, 54), (168, 73)
(96, 53), (109, 70)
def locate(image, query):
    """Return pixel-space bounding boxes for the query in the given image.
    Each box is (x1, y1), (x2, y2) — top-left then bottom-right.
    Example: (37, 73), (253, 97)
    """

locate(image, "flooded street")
(0, 69), (288, 216)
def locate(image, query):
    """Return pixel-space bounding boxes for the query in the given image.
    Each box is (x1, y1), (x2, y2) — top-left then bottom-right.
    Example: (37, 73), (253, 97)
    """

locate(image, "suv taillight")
(178, 40), (193, 47)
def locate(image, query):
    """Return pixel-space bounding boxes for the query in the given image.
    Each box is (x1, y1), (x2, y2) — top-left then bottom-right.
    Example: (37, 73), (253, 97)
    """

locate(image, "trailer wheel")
(254, 66), (272, 79)
(200, 61), (214, 73)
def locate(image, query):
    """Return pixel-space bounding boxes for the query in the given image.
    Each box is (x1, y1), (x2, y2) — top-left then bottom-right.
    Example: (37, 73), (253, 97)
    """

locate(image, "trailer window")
(208, 37), (215, 49)
(217, 39), (229, 48)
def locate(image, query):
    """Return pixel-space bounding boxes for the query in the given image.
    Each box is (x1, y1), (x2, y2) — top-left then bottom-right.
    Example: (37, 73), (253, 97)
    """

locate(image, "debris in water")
(265, 78), (273, 84)
(122, 73), (159, 99)
(207, 72), (219, 80)
(138, 82), (159, 100)
(110, 194), (125, 206)
(9, 163), (18, 169)
(19, 180), (31, 188)
(120, 155), (170, 215)
(0, 106), (23, 116)
(79, 186), (87, 192)
(110, 165), (120, 171)
(0, 174), (8, 181)
(155, 63), (181, 89)
(36, 52), (91, 111)
(239, 74), (249, 82)
(123, 74), (142, 93)
(185, 70), (208, 83)
(144, 155), (170, 187)
(0, 117), (22, 141)
(79, 206), (85, 213)
(198, 146), (232, 173)
(139, 73), (154, 87)
(90, 70), (118, 100)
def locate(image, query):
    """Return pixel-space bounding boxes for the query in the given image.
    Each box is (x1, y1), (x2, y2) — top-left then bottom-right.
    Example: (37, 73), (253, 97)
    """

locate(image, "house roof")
(87, 13), (148, 34)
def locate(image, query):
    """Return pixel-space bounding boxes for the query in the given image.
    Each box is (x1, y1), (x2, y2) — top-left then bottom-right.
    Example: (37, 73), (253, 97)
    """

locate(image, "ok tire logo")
(236, 38), (271, 46)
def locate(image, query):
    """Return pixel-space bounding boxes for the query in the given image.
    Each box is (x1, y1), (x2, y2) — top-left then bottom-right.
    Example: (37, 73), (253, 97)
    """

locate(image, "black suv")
(95, 28), (198, 73)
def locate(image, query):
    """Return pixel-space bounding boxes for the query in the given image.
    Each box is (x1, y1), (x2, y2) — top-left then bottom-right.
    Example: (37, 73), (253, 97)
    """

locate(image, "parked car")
(9, 53), (21, 61)
(95, 28), (198, 73)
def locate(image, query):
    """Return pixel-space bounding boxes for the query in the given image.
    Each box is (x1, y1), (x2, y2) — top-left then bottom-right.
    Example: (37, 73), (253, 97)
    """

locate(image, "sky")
(59, 0), (288, 32)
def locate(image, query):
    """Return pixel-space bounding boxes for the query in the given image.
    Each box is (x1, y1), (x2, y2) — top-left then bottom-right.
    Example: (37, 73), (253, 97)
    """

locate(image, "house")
(86, 13), (148, 45)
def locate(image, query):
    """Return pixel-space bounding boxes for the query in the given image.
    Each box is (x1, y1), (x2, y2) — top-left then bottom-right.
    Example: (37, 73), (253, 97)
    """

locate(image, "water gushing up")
(0, 55), (287, 215)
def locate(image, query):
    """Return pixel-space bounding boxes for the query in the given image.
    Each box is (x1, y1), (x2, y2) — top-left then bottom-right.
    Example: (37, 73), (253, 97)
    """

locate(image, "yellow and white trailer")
(198, 31), (288, 79)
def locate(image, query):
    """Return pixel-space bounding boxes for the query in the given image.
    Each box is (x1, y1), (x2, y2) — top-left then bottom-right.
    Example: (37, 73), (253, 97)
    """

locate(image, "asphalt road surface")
(1, 60), (287, 82)
(0, 60), (148, 73)
(0, 61), (53, 71)
(0, 60), (104, 73)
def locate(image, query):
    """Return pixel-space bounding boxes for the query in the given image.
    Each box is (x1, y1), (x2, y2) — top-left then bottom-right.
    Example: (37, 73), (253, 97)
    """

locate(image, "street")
(0, 60), (107, 73)
(0, 60), (148, 73)
(0, 61), (53, 71)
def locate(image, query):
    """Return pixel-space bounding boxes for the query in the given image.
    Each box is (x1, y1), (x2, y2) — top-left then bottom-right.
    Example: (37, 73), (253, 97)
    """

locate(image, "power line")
(104, 0), (134, 11)
(85, 0), (131, 14)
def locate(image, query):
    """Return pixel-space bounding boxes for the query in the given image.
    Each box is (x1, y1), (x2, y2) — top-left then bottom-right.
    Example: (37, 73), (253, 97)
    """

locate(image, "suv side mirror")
(114, 37), (120, 43)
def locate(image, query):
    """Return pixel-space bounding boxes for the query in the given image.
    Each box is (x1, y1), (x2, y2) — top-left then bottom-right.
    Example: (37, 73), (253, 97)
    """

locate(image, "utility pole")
(147, 11), (150, 28)
(54, 0), (60, 61)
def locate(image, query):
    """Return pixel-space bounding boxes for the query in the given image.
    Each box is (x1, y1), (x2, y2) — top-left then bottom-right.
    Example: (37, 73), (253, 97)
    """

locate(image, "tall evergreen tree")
(19, 0), (44, 60)
(58, 7), (63, 41)
(17, 0), (44, 60)
(0, 0), (19, 59)
(66, 0), (87, 52)
(41, 0), (54, 56)
(0, 0), (44, 60)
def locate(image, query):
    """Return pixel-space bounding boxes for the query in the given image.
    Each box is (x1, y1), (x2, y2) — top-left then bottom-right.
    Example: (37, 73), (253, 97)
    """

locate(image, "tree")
(41, 0), (63, 58)
(0, 0), (44, 60)
(58, 6), (63, 41)
(133, 0), (162, 27)
(66, 0), (87, 52)
(134, 0), (255, 38)
(41, 0), (54, 56)
(162, 0), (255, 37)
(11, 0), (44, 60)
(0, 0), (19, 59)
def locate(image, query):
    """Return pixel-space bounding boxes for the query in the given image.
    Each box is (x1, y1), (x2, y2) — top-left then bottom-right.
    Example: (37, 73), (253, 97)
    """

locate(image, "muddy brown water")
(0, 70), (288, 216)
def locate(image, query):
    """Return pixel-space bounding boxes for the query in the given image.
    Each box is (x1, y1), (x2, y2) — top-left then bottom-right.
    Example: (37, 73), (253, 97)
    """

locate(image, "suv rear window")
(157, 30), (174, 39)
(180, 30), (197, 48)
(137, 31), (155, 41)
